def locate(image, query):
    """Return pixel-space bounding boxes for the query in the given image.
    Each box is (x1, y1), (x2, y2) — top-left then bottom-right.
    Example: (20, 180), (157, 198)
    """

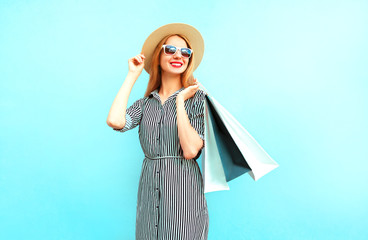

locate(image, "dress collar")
(150, 87), (185, 100)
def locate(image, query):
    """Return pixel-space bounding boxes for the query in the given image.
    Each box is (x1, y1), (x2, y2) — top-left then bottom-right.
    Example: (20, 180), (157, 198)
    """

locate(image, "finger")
(140, 53), (145, 59)
(134, 57), (140, 64)
(137, 56), (142, 62)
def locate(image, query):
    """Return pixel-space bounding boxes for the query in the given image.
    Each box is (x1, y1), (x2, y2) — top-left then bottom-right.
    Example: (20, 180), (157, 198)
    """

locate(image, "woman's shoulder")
(193, 89), (207, 101)
(130, 95), (150, 108)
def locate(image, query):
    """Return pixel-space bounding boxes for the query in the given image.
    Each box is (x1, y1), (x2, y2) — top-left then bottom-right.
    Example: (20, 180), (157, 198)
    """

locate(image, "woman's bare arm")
(106, 54), (145, 129)
(106, 71), (140, 129)
(176, 95), (204, 160)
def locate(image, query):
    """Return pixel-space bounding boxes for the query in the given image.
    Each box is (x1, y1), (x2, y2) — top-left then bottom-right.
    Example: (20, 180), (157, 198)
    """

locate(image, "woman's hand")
(128, 53), (145, 75)
(177, 78), (200, 101)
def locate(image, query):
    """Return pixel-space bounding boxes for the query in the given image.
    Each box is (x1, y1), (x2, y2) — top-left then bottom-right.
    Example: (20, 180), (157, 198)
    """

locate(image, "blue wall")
(1, 0), (367, 239)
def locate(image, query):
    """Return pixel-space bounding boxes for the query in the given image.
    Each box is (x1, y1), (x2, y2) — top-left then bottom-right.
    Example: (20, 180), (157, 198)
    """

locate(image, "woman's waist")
(144, 154), (185, 160)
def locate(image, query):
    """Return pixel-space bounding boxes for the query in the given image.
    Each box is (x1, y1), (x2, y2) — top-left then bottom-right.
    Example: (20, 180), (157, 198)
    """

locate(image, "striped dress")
(114, 87), (209, 240)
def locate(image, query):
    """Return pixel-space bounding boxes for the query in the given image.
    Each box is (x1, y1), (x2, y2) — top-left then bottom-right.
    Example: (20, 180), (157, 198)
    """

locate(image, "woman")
(106, 23), (208, 240)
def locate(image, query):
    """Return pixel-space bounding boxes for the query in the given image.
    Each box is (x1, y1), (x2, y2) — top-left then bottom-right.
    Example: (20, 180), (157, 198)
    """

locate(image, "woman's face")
(159, 35), (190, 75)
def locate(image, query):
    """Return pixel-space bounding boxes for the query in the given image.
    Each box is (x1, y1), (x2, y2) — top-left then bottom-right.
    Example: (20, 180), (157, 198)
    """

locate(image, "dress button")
(156, 171), (159, 173)
(155, 225), (158, 227)
(156, 188), (159, 190)
(156, 206), (159, 208)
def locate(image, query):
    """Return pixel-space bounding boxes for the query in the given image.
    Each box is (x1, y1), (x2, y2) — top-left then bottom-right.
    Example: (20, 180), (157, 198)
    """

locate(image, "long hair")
(144, 34), (195, 97)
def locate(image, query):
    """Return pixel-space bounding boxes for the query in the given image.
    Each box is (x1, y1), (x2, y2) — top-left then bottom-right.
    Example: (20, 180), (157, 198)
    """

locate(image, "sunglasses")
(161, 45), (193, 58)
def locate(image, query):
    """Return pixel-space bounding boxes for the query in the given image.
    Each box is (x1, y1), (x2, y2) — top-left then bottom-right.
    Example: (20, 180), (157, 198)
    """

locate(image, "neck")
(159, 71), (183, 96)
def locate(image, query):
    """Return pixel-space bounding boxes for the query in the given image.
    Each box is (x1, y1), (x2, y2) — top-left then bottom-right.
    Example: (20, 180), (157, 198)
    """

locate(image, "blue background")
(1, 0), (367, 239)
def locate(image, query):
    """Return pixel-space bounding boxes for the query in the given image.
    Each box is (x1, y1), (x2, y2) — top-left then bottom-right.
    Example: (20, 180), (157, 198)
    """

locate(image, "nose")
(173, 49), (182, 59)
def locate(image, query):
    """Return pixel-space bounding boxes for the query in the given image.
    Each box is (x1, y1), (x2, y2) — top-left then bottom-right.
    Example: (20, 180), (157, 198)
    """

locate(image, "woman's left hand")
(177, 78), (200, 101)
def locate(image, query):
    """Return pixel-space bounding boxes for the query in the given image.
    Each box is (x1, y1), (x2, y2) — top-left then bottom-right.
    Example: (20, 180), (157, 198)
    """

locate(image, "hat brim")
(141, 23), (204, 74)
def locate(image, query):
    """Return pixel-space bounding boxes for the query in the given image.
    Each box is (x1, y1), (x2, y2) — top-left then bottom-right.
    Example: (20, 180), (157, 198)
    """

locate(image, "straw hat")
(141, 23), (205, 74)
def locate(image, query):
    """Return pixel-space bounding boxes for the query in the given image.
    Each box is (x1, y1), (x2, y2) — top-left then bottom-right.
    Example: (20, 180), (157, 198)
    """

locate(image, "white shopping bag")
(200, 86), (279, 193)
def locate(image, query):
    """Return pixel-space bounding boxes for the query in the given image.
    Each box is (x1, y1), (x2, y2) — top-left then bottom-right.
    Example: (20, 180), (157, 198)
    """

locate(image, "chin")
(163, 65), (187, 75)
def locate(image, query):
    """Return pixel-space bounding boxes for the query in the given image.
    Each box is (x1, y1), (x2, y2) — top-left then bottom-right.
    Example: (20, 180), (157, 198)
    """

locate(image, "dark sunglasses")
(161, 44), (193, 58)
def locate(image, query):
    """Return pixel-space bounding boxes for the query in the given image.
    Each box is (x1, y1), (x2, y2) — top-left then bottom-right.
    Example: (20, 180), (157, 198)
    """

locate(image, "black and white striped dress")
(114, 87), (209, 240)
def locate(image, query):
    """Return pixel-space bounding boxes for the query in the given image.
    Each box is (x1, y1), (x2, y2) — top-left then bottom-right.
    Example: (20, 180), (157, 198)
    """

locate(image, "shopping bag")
(201, 87), (279, 193)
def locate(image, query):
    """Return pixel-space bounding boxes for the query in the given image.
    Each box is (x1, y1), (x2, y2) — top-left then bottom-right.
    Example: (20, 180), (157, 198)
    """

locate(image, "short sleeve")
(189, 90), (206, 148)
(113, 97), (145, 133)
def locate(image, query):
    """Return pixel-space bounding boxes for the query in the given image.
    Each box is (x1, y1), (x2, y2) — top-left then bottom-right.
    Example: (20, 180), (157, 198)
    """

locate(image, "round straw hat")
(141, 23), (204, 74)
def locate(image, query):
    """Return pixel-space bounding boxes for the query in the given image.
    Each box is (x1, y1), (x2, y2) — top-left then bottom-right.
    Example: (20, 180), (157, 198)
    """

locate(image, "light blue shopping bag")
(200, 85), (279, 193)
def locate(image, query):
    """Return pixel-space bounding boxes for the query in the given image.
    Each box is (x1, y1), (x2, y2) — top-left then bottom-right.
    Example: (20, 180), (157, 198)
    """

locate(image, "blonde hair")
(144, 34), (195, 97)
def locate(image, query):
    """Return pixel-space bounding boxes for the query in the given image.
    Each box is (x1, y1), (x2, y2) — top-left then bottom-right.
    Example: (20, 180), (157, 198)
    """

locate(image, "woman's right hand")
(128, 53), (145, 75)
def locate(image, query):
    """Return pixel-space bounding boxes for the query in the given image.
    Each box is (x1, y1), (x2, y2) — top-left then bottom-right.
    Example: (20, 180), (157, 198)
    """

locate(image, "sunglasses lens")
(181, 48), (192, 58)
(164, 45), (177, 55)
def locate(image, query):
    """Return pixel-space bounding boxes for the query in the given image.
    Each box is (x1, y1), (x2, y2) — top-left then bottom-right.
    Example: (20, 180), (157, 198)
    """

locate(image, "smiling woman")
(160, 36), (191, 81)
(106, 23), (208, 240)
(144, 33), (196, 98)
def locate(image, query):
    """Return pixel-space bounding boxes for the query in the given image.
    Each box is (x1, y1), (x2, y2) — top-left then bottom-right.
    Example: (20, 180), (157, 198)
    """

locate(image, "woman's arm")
(106, 54), (145, 129)
(176, 87), (204, 160)
(106, 71), (139, 129)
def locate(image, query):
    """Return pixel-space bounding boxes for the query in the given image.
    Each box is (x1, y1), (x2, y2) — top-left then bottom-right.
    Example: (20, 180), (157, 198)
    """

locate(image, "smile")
(170, 62), (183, 68)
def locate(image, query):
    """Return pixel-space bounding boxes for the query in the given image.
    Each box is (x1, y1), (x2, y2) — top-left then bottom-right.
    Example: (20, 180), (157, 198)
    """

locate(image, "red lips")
(170, 61), (183, 68)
